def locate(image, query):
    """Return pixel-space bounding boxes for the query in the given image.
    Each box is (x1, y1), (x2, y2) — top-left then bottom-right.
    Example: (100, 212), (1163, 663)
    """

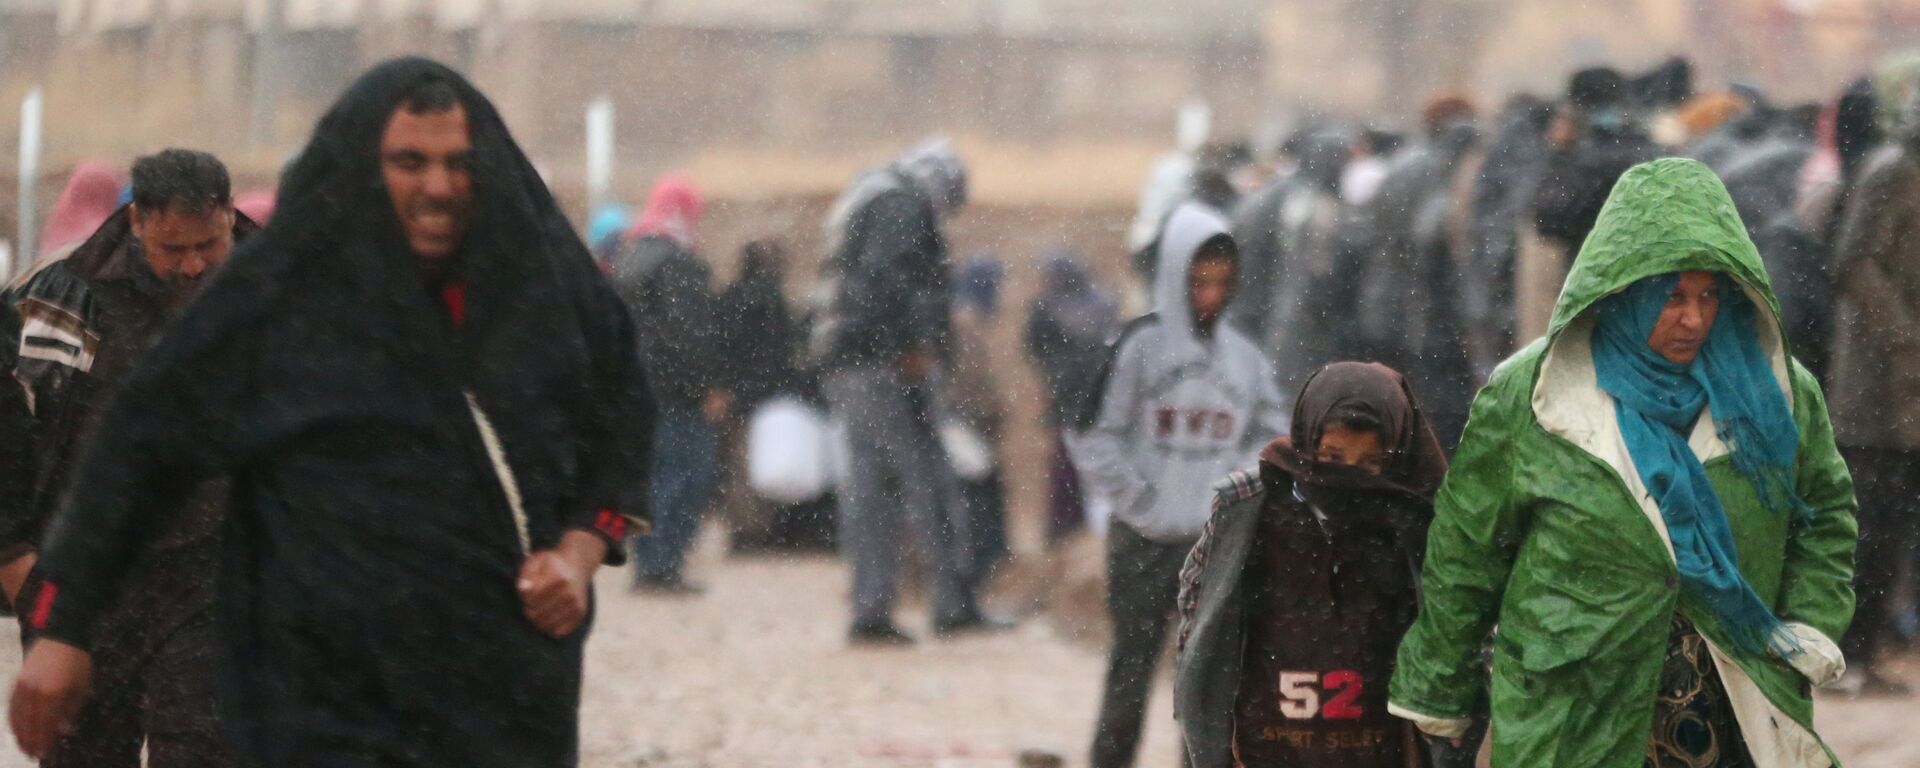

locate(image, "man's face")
(1647, 270), (1722, 365)
(380, 105), (474, 265)
(1188, 254), (1236, 329)
(130, 204), (235, 298)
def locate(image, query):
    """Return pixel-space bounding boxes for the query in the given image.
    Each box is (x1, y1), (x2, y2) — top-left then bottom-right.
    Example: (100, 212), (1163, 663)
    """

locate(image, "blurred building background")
(3, 0), (1919, 203)
(1, 0), (1265, 165)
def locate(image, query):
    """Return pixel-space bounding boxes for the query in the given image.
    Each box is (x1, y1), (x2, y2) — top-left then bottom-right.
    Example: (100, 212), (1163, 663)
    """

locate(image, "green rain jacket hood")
(1389, 158), (1859, 767)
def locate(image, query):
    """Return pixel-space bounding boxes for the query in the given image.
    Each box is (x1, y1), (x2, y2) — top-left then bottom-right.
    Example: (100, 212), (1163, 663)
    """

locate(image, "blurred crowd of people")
(553, 54), (1920, 767)
(3, 50), (1919, 768)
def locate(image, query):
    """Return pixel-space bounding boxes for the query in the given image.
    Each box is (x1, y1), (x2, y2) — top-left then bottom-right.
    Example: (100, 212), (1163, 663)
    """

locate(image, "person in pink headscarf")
(606, 174), (727, 592)
(627, 174), (703, 250)
(37, 162), (125, 260)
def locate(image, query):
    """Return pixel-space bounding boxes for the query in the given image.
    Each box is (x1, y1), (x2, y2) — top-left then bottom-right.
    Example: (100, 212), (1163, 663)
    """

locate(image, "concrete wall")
(473, 22), (1266, 156)
(3, 11), (1265, 173)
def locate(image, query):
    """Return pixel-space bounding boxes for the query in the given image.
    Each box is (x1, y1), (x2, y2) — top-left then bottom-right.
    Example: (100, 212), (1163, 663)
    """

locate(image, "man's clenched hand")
(9, 638), (92, 758)
(517, 531), (607, 638)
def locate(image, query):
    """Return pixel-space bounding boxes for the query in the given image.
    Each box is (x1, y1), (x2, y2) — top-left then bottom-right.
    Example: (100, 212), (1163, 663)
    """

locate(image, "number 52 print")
(1276, 669), (1366, 720)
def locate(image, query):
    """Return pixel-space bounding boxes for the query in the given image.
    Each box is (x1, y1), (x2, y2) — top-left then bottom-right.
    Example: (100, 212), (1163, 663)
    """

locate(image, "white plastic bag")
(748, 397), (831, 504)
(938, 420), (995, 481)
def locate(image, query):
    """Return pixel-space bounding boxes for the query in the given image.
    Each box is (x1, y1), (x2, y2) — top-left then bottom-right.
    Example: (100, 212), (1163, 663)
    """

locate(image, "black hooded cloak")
(30, 58), (652, 767)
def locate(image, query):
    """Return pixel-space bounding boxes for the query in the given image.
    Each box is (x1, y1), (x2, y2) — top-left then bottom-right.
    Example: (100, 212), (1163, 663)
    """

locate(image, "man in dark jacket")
(7, 59), (651, 766)
(0, 149), (254, 767)
(608, 175), (724, 592)
(1461, 96), (1553, 379)
(819, 138), (1000, 643)
(1355, 97), (1480, 446)
(1717, 114), (1834, 381)
(1228, 127), (1352, 392)
(1532, 68), (1662, 254)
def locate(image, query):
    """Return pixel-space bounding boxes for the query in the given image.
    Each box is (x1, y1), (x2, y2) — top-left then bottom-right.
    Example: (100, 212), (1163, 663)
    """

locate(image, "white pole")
(251, 0), (284, 145)
(585, 97), (614, 216)
(16, 87), (44, 278)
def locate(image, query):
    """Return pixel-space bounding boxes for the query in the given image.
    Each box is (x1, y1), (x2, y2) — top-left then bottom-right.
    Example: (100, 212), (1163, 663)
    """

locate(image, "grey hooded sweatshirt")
(1071, 203), (1290, 543)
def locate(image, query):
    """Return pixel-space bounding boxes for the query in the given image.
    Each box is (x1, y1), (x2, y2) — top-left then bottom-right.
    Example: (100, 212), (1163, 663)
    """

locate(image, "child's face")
(1187, 256), (1236, 328)
(1315, 425), (1386, 475)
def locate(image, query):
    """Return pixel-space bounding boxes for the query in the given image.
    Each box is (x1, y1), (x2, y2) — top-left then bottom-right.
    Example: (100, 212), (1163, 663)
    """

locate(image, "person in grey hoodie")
(1074, 202), (1290, 768)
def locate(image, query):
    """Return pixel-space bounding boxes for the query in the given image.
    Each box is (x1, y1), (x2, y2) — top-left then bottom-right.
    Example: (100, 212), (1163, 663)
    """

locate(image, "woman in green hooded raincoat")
(1388, 158), (1858, 768)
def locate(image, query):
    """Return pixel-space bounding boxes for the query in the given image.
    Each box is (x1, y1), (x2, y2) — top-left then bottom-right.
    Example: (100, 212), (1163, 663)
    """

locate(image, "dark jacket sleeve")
(0, 269), (97, 572)
(837, 192), (949, 362)
(29, 281), (262, 649)
(565, 272), (654, 563)
(0, 298), (38, 571)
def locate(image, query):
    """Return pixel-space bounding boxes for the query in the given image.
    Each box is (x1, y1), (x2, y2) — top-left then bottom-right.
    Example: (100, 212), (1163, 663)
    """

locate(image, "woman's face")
(1316, 425), (1386, 475)
(1647, 271), (1721, 365)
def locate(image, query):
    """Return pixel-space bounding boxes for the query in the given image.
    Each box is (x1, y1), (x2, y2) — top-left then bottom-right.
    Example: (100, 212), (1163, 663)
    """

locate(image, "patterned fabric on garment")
(1645, 617), (1753, 768)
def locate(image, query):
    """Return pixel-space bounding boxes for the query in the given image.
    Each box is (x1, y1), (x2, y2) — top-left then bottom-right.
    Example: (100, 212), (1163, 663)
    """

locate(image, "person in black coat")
(1461, 96), (1553, 379)
(721, 240), (803, 414)
(712, 239), (832, 552)
(7, 58), (651, 767)
(1023, 252), (1118, 543)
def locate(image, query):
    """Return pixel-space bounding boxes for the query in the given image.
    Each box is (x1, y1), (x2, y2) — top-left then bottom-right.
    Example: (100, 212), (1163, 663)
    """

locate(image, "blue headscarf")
(1591, 272), (1809, 654)
(586, 203), (632, 257)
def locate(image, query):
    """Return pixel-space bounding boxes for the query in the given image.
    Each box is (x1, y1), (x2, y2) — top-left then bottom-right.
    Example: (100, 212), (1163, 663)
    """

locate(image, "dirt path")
(574, 547), (1179, 768)
(0, 543), (1915, 767)
(585, 548), (1920, 768)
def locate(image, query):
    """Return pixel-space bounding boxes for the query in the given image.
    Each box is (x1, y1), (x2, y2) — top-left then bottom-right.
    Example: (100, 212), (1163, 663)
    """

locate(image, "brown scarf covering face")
(1232, 362), (1448, 768)
(1260, 361), (1449, 503)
